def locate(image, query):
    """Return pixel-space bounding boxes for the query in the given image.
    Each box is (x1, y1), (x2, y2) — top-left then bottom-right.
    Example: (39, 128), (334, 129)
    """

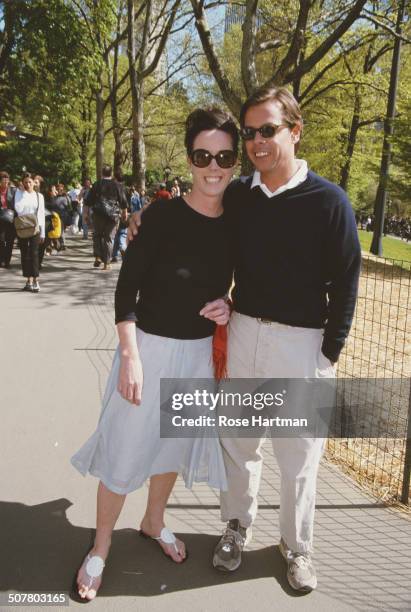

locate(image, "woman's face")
(0, 176), (9, 190)
(23, 177), (34, 192)
(188, 129), (236, 199)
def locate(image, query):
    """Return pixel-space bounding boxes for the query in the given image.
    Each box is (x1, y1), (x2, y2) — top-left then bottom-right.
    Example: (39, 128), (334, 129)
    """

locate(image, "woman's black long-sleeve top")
(115, 197), (234, 340)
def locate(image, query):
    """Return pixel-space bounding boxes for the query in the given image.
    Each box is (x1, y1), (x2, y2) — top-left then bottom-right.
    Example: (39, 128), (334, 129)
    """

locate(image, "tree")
(371, 0), (408, 255)
(126, 0), (181, 189)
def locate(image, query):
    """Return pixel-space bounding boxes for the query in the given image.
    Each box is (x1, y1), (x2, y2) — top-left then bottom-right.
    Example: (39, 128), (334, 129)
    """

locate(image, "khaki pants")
(220, 311), (335, 554)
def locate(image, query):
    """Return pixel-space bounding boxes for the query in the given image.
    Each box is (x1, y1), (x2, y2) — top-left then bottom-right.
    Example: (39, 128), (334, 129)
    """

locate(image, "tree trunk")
(95, 76), (105, 179)
(370, 0), (406, 256)
(80, 135), (91, 182)
(340, 86), (361, 191)
(133, 79), (146, 190)
(127, 0), (146, 190)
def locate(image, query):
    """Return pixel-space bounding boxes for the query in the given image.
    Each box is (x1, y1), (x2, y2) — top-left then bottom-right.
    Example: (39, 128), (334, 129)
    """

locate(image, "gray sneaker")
(213, 519), (251, 572)
(279, 538), (317, 592)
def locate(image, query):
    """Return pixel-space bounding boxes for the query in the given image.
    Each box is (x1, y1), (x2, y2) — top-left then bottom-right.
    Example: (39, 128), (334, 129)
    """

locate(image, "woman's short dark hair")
(185, 107), (239, 155)
(22, 172), (33, 180)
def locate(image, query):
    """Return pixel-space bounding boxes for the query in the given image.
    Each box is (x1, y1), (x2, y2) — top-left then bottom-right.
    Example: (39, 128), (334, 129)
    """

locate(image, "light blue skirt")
(71, 328), (227, 494)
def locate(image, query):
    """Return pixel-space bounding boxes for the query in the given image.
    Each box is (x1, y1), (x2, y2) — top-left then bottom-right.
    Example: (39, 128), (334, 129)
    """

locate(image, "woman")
(71, 107), (238, 601)
(14, 173), (45, 292)
(0, 171), (16, 268)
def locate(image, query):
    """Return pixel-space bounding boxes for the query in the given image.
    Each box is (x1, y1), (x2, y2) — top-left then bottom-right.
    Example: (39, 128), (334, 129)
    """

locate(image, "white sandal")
(73, 553), (105, 602)
(139, 527), (187, 562)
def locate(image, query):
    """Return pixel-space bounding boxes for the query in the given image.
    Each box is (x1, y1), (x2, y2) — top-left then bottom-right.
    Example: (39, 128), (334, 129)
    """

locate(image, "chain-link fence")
(326, 254), (411, 505)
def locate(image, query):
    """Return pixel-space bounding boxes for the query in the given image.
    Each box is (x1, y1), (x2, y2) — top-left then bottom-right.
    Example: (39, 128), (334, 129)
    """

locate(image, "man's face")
(84, 180), (91, 188)
(57, 184), (64, 194)
(243, 100), (300, 176)
(33, 178), (40, 191)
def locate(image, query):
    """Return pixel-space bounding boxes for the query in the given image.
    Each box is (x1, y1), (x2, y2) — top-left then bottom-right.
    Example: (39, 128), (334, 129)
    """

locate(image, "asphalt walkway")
(1, 235), (410, 612)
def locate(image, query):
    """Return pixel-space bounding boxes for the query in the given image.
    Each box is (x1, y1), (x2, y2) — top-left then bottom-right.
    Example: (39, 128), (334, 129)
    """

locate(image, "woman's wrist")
(120, 349), (139, 360)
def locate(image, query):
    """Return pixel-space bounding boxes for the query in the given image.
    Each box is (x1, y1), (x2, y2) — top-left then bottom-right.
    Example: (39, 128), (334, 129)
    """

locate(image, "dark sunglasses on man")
(240, 123), (292, 140)
(190, 149), (237, 169)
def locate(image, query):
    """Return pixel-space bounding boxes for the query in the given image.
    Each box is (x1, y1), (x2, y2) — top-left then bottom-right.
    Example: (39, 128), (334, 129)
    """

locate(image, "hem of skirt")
(71, 458), (227, 495)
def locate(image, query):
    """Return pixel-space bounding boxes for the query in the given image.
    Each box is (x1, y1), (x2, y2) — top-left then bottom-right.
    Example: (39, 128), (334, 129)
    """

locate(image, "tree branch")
(273, 0), (311, 83)
(279, 0), (368, 85)
(190, 0), (242, 116)
(241, 0), (259, 95)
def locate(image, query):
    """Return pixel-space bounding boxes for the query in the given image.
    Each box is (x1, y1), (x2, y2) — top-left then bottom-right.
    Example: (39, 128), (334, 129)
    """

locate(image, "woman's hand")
(118, 354), (143, 406)
(200, 298), (231, 326)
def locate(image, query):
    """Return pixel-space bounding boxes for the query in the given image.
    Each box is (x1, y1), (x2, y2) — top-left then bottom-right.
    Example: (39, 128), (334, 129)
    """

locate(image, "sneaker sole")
(213, 557), (242, 572)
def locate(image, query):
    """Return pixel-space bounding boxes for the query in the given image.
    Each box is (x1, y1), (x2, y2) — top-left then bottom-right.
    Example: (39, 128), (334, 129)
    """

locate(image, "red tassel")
(213, 324), (228, 380)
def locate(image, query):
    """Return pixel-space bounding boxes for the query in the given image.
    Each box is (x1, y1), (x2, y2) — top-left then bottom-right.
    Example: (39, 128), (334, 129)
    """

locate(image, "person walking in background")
(139, 189), (150, 208)
(68, 183), (82, 233)
(54, 184), (72, 250)
(14, 173), (45, 292)
(86, 164), (128, 271)
(79, 178), (92, 239)
(154, 183), (171, 201)
(130, 185), (142, 213)
(0, 171), (17, 268)
(173, 178), (181, 197)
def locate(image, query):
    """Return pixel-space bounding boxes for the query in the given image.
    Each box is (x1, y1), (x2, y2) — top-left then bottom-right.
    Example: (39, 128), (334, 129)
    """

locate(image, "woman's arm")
(38, 193), (46, 239)
(115, 202), (166, 405)
(116, 321), (143, 406)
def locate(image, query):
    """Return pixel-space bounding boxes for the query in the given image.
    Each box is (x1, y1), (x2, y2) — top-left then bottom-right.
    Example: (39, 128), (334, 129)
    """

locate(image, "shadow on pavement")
(0, 498), (303, 601)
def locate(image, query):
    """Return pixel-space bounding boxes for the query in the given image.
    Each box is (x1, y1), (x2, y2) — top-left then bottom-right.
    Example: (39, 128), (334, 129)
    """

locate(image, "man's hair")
(160, 183), (166, 189)
(33, 174), (43, 182)
(185, 107), (239, 155)
(22, 172), (33, 180)
(102, 164), (112, 178)
(0, 171), (10, 180)
(240, 85), (303, 131)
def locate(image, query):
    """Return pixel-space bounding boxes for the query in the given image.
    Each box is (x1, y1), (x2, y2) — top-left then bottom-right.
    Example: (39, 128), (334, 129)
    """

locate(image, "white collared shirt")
(251, 159), (308, 198)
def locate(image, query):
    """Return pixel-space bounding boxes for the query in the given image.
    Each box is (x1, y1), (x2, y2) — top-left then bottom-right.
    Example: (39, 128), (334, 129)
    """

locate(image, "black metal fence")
(327, 254), (411, 505)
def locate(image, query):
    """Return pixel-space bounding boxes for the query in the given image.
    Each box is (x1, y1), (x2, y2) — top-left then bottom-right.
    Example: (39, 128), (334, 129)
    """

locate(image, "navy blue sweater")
(223, 171), (361, 362)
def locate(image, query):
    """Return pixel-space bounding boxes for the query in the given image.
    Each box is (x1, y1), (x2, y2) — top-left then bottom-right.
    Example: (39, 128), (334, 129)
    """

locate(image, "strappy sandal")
(72, 553), (105, 603)
(139, 527), (188, 563)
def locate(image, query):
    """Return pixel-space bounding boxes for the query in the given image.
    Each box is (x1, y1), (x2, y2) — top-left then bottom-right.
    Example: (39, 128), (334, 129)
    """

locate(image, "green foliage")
(0, 137), (81, 185)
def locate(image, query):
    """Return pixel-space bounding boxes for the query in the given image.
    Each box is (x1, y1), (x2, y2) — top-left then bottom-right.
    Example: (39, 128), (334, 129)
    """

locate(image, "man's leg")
(101, 220), (117, 266)
(92, 215), (104, 266)
(261, 323), (335, 591)
(214, 312), (264, 571)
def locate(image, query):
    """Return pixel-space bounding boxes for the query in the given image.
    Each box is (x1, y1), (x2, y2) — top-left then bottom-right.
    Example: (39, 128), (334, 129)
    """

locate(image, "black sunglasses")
(240, 123), (289, 140)
(190, 149), (237, 169)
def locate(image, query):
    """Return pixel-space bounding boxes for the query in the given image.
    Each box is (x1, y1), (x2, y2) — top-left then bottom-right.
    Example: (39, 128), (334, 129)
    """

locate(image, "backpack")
(48, 211), (62, 239)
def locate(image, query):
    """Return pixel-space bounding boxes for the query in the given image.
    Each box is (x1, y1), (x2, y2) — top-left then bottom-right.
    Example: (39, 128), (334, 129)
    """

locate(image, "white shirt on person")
(250, 159), (308, 198)
(14, 189), (46, 239)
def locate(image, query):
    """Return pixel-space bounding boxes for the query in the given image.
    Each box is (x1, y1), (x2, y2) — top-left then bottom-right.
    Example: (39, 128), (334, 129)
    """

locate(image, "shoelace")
(220, 527), (244, 552)
(289, 553), (310, 569)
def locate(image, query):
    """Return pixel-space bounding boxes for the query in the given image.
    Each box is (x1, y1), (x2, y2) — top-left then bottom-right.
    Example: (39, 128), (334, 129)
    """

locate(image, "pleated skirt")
(71, 327), (227, 494)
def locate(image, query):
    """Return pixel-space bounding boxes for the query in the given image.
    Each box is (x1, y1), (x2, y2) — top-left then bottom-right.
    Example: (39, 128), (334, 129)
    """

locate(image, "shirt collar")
(251, 159), (308, 198)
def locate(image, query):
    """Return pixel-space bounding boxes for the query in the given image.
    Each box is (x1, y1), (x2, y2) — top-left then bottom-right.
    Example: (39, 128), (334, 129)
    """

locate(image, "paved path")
(1, 236), (410, 612)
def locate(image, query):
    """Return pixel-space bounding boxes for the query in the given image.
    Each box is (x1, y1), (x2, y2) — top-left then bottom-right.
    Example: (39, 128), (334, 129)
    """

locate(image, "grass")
(358, 230), (411, 267)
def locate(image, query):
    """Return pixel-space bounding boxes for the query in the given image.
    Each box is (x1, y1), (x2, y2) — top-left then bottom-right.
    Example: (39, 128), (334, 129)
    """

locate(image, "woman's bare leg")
(77, 481), (126, 599)
(140, 472), (186, 562)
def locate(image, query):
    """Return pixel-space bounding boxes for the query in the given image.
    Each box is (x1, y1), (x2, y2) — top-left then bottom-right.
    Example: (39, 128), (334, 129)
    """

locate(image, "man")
(128, 87), (361, 593)
(154, 183), (172, 201)
(86, 164), (128, 270)
(0, 171), (16, 268)
(79, 178), (92, 239)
